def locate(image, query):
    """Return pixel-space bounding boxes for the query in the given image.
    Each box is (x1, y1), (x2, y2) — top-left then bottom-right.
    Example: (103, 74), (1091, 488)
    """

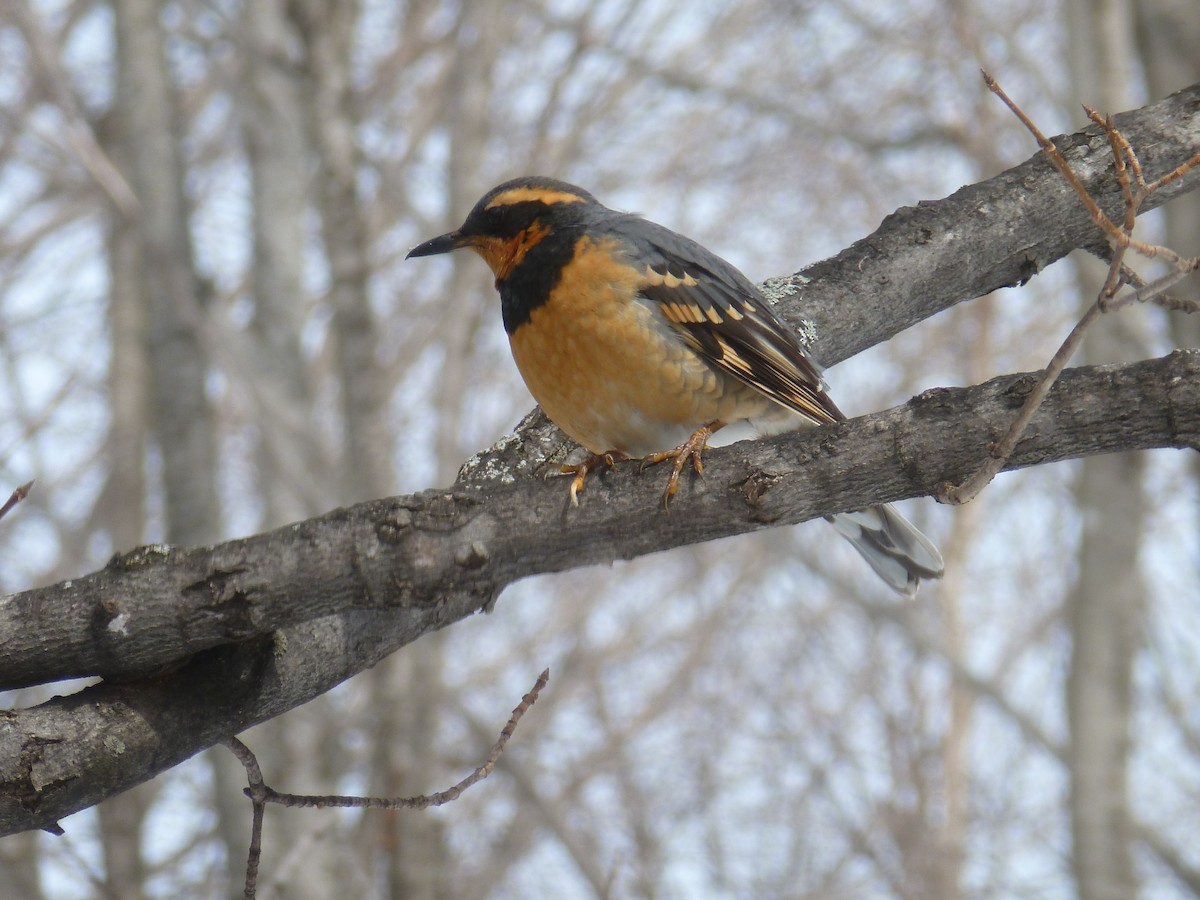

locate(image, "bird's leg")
(560, 450), (629, 507)
(640, 420), (725, 508)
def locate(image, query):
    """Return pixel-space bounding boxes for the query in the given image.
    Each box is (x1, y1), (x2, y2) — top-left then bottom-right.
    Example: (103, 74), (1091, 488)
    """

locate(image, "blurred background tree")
(0, 0), (1196, 897)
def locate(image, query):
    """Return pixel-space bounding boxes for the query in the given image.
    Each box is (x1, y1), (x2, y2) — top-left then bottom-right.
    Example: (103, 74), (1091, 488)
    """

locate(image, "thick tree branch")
(2, 351), (1198, 834)
(2, 351), (1197, 693)
(1, 83), (1198, 835)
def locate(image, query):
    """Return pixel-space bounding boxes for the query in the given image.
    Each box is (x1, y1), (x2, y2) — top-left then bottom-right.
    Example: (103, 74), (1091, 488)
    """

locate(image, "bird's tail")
(827, 505), (944, 598)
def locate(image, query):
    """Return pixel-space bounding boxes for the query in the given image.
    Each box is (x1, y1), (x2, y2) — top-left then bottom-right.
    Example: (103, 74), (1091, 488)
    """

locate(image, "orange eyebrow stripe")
(485, 188), (590, 209)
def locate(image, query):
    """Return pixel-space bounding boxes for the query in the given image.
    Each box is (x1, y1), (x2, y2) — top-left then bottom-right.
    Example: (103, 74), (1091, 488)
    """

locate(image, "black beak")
(406, 230), (465, 259)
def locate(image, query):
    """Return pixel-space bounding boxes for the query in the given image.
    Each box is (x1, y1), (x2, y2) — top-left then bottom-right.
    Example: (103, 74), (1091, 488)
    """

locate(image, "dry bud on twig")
(0, 481), (34, 523)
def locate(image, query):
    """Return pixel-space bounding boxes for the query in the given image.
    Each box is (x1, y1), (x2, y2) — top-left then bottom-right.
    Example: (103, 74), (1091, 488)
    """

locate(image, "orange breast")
(507, 236), (776, 455)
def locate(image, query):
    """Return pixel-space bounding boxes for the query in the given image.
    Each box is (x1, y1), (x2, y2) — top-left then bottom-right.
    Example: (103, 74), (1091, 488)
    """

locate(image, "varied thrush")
(408, 176), (944, 595)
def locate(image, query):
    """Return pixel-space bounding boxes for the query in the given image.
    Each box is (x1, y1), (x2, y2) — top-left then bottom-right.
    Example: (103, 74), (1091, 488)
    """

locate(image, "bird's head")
(406, 177), (600, 281)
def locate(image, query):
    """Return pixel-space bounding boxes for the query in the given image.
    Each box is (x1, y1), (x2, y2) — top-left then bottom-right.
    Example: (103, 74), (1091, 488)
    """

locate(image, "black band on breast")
(499, 229), (582, 335)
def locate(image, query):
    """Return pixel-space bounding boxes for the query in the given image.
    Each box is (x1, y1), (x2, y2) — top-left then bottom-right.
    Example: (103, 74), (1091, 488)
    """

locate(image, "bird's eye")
(473, 202), (543, 239)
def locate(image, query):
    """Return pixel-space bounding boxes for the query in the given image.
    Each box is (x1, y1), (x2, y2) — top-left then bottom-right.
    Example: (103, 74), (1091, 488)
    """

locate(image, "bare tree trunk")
(196, 5), (336, 889)
(374, 635), (452, 900)
(92, 3), (210, 894)
(434, 5), (498, 483)
(369, 9), (505, 897)
(238, 0), (332, 528)
(0, 832), (42, 900)
(94, 111), (154, 900)
(1065, 2), (1145, 896)
(101, 130), (149, 554)
(112, 0), (219, 548)
(294, 0), (391, 506)
(932, 507), (981, 900)
(0, 835), (41, 897)
(1136, 0), (1200, 492)
(234, 2), (396, 895)
(96, 785), (150, 900)
(1066, 448), (1144, 900)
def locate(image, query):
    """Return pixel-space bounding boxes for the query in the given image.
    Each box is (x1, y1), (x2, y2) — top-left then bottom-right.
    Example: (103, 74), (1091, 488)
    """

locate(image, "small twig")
(269, 668), (549, 811)
(1115, 264), (1200, 312)
(224, 669), (550, 898)
(1144, 147), (1200, 195)
(1088, 109), (1137, 255)
(1089, 246), (1199, 314)
(1084, 105), (1142, 195)
(0, 480), (34, 523)
(938, 301), (1104, 504)
(943, 75), (1199, 505)
(982, 70), (1111, 233)
(984, 71), (1200, 263)
(222, 737), (267, 900)
(1098, 235), (1128, 310)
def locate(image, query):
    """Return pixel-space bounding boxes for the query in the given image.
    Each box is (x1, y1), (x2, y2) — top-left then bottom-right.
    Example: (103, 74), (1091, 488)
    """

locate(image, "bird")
(407, 176), (944, 596)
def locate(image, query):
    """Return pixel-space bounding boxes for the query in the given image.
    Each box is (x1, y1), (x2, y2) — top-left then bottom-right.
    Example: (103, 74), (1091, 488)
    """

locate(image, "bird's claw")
(640, 421), (721, 509)
(560, 451), (627, 506)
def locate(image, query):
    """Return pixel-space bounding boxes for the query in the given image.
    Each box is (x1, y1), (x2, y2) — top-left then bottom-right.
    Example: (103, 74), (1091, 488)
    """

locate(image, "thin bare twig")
(270, 668), (549, 810)
(982, 71), (1108, 226)
(984, 71), (1200, 262)
(0, 480), (34, 523)
(939, 301), (1105, 505)
(942, 74), (1199, 505)
(222, 737), (266, 900)
(1117, 263), (1200, 312)
(1142, 142), (1200, 195)
(224, 669), (550, 899)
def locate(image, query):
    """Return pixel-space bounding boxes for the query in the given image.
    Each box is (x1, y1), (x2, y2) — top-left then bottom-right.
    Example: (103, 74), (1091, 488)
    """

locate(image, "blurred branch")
(861, 593), (1200, 892)
(2, 1), (139, 217)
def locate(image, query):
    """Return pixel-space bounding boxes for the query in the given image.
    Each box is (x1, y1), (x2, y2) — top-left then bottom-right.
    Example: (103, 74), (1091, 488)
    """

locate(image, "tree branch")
(783, 80), (1200, 366)
(1, 81), (1198, 835)
(1, 350), (1197, 835)
(2, 350), (1197, 694)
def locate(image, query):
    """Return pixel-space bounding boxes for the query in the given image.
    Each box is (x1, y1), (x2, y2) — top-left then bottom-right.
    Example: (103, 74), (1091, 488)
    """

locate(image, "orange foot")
(560, 450), (630, 506)
(640, 420), (725, 509)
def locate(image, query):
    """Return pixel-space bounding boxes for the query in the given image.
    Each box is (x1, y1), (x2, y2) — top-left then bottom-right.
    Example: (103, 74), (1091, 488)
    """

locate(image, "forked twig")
(223, 737), (267, 898)
(940, 74), (1199, 505)
(224, 669), (550, 899)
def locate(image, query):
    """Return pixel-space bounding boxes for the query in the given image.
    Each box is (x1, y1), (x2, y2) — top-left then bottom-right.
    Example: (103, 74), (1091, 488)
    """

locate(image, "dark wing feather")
(613, 215), (843, 425)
